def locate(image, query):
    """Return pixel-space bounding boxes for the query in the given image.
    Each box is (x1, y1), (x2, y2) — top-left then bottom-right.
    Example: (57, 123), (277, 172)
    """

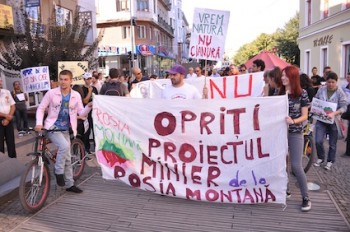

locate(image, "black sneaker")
(301, 197), (311, 212)
(55, 174), (65, 187)
(66, 185), (83, 193)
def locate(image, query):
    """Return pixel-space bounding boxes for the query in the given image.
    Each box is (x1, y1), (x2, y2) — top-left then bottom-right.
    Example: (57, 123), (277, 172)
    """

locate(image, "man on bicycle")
(35, 70), (92, 193)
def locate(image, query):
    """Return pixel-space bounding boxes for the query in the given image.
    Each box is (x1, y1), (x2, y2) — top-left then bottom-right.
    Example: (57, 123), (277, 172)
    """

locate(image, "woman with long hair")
(279, 65), (311, 212)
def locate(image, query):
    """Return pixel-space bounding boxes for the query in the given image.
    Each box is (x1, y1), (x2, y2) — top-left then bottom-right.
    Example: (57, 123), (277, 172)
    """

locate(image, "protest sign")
(93, 95), (288, 204)
(189, 8), (230, 61)
(130, 72), (265, 99)
(57, 61), (88, 85)
(310, 98), (337, 124)
(20, 66), (50, 93)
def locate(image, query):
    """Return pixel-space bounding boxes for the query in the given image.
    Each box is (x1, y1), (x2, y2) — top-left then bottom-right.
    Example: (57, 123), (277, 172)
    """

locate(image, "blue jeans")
(315, 121), (338, 163)
(47, 131), (74, 188)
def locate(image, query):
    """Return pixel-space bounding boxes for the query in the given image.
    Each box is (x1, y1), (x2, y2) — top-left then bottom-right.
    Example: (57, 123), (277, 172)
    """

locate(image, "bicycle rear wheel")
(71, 138), (85, 180)
(19, 158), (51, 213)
(302, 136), (315, 173)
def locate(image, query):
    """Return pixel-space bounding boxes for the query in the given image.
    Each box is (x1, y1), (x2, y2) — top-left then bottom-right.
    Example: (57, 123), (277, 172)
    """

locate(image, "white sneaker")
(324, 161), (332, 170)
(314, 159), (323, 167)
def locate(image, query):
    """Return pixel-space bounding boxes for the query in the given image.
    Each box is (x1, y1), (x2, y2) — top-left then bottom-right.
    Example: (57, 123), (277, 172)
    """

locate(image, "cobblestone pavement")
(1, 130), (350, 231)
(312, 139), (350, 224)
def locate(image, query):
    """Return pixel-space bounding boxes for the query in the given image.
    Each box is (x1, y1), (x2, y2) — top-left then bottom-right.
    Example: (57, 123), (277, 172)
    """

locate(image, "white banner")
(20, 66), (50, 93)
(130, 72), (265, 99)
(93, 96), (288, 204)
(189, 8), (230, 61)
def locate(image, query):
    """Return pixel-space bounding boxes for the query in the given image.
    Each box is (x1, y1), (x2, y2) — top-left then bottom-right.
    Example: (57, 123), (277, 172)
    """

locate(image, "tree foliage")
(274, 13), (300, 64)
(233, 13), (299, 66)
(0, 6), (100, 80)
(233, 33), (276, 65)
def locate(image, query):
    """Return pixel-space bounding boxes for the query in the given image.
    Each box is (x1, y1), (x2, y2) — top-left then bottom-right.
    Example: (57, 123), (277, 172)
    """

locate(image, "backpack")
(104, 82), (122, 96)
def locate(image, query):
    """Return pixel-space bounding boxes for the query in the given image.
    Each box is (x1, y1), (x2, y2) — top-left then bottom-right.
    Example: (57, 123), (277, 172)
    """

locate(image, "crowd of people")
(1, 58), (350, 212)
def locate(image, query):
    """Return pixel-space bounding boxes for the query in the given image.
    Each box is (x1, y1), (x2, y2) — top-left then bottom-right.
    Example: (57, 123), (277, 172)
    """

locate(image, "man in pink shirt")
(35, 70), (92, 193)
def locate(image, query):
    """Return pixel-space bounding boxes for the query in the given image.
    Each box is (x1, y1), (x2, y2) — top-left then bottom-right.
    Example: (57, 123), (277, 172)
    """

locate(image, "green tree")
(233, 13), (299, 66)
(0, 6), (101, 80)
(233, 33), (276, 65)
(275, 13), (300, 64)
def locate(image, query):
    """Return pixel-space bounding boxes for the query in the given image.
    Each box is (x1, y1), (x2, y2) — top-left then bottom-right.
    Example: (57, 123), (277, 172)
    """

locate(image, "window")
(116, 0), (129, 11)
(344, 44), (350, 78)
(26, 6), (40, 21)
(320, 47), (328, 71)
(322, 0), (329, 19)
(122, 26), (130, 39)
(149, 27), (152, 40)
(137, 25), (146, 38)
(55, 6), (72, 26)
(153, 0), (156, 13)
(305, 50), (311, 76)
(137, 0), (149, 11)
(306, 0), (311, 26)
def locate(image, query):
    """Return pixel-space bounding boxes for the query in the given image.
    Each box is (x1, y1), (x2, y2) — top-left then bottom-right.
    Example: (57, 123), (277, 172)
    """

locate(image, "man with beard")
(161, 64), (202, 100)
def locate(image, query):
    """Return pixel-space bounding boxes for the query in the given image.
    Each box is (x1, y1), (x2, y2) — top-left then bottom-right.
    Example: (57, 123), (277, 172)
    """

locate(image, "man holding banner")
(161, 64), (203, 100)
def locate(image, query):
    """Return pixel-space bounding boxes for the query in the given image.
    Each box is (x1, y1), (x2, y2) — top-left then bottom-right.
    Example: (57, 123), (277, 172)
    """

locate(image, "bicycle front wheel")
(19, 158), (51, 213)
(71, 138), (86, 180)
(302, 136), (315, 173)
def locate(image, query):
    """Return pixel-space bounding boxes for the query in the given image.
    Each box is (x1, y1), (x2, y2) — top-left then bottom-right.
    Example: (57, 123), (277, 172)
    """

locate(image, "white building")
(96, 0), (189, 77)
(299, 0), (350, 80)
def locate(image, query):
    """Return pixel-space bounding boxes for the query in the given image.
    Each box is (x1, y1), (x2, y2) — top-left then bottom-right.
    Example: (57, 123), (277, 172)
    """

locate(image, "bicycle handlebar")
(28, 128), (68, 137)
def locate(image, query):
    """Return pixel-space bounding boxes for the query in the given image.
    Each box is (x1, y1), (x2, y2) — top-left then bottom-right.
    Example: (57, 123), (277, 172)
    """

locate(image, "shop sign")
(98, 46), (128, 56)
(136, 44), (155, 56)
(0, 4), (14, 29)
(313, 34), (333, 47)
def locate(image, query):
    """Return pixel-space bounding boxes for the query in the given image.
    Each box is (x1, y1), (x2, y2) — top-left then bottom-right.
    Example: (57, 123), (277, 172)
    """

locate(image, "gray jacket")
(315, 86), (348, 114)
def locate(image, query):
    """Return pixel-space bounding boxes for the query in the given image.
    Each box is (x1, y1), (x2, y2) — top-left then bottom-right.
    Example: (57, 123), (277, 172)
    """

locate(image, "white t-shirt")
(161, 83), (202, 100)
(186, 73), (197, 79)
(0, 89), (15, 114)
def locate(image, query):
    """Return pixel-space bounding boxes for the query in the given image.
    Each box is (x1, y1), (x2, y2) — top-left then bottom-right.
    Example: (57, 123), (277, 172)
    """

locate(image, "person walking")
(313, 72), (348, 170)
(279, 65), (311, 212)
(11, 81), (29, 137)
(0, 79), (17, 158)
(35, 70), (92, 193)
(82, 72), (98, 155)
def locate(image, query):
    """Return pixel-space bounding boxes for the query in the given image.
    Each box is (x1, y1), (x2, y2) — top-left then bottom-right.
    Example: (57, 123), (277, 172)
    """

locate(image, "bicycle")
(19, 129), (86, 213)
(302, 122), (315, 174)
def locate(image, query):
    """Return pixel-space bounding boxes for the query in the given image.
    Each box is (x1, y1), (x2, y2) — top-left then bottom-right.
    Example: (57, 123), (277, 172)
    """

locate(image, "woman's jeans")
(315, 121), (338, 163)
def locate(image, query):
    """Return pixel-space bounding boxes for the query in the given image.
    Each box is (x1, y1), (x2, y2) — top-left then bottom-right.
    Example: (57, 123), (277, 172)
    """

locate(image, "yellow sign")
(58, 61), (89, 85)
(0, 4), (14, 29)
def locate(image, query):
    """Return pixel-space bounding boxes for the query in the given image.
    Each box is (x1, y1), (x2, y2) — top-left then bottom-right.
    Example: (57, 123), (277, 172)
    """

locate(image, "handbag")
(335, 116), (347, 140)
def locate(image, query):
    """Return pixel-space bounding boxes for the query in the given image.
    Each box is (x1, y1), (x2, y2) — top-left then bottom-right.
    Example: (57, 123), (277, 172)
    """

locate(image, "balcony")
(157, 15), (174, 35)
(159, 0), (171, 11)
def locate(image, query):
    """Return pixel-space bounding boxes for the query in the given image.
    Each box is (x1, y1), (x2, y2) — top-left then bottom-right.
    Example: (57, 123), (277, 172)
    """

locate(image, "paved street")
(0, 125), (349, 231)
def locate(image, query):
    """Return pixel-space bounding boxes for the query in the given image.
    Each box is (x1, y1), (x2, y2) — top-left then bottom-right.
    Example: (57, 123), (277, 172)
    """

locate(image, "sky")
(182, 0), (299, 56)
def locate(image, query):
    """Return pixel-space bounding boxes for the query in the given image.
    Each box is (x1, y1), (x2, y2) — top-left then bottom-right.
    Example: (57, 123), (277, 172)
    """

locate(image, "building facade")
(96, 0), (189, 77)
(299, 0), (350, 81)
(0, 0), (96, 106)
